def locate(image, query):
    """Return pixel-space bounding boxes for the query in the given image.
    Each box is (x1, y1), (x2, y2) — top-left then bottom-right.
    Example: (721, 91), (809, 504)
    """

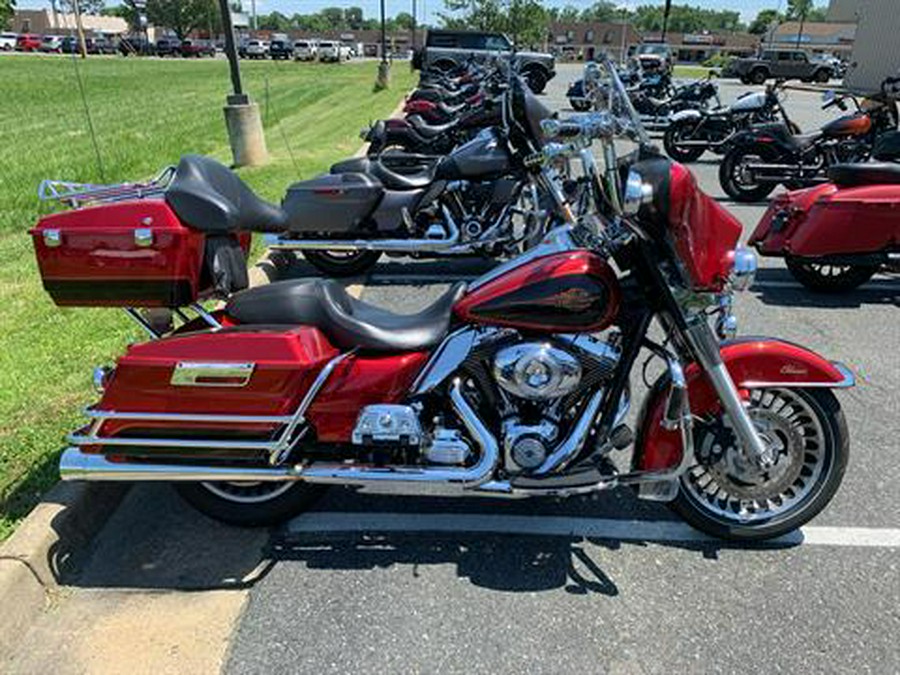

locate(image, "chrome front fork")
(682, 317), (774, 469)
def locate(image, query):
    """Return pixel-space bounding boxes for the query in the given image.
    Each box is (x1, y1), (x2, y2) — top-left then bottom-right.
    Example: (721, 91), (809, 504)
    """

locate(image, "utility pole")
(375, 0), (390, 89)
(661, 0), (672, 43)
(71, 0), (88, 58)
(411, 0), (416, 50)
(217, 0), (268, 166)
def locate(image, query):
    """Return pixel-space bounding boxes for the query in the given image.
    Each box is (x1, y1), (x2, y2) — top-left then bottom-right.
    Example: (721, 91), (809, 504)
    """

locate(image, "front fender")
(633, 338), (854, 471)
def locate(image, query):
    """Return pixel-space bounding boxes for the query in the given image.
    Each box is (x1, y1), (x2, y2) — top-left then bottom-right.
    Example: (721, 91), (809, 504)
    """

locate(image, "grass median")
(0, 55), (416, 540)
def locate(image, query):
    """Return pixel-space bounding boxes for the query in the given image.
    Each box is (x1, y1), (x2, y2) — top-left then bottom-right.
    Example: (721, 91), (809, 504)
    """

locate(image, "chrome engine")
(492, 335), (622, 473)
(493, 343), (583, 400)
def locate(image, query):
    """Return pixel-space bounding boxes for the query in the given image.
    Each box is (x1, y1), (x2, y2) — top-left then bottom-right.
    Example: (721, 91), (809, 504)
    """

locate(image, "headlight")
(731, 247), (757, 291)
(622, 169), (653, 216)
(92, 365), (114, 393)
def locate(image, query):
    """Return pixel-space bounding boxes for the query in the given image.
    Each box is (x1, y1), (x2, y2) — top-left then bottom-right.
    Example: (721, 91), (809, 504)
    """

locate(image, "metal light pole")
(218, 0), (268, 166)
(661, 0), (672, 43)
(375, 0), (391, 89)
(412, 0), (417, 50)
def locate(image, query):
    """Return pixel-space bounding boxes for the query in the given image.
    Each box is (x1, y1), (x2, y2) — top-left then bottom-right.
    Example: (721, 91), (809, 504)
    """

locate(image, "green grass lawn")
(0, 55), (415, 539)
(673, 65), (713, 80)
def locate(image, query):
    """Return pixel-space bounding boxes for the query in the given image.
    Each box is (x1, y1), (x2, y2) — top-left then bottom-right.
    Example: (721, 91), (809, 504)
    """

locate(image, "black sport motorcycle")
(719, 87), (899, 202)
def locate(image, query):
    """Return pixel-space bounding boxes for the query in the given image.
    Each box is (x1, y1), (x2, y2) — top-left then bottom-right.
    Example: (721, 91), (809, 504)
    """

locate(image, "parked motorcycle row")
(28, 58), (880, 542)
(570, 61), (900, 293)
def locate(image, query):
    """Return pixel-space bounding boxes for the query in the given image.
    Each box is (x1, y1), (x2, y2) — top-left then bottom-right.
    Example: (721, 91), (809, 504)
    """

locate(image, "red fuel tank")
(454, 250), (620, 333)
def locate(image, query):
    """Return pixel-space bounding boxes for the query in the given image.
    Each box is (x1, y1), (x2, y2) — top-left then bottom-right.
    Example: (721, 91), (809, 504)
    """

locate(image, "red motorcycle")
(32, 67), (854, 541)
(750, 131), (900, 291)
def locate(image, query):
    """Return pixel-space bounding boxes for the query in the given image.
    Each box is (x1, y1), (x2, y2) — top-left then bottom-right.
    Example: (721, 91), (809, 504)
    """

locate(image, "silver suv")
(421, 29), (555, 94)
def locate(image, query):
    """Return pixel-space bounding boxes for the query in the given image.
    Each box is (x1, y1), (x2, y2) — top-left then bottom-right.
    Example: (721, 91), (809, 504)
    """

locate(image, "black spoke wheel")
(786, 257), (878, 292)
(671, 387), (849, 541)
(663, 123), (706, 162)
(719, 145), (777, 202)
(175, 481), (327, 526)
(303, 250), (381, 277)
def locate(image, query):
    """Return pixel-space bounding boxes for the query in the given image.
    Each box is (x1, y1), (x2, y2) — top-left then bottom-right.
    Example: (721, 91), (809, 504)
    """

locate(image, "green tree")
(258, 11), (290, 31)
(749, 9), (782, 35)
(344, 6), (364, 29)
(787, 0), (813, 47)
(146, 0), (220, 39)
(394, 11), (415, 30)
(0, 0), (13, 30)
(579, 1), (618, 23)
(320, 6), (344, 29)
(440, 0), (548, 47)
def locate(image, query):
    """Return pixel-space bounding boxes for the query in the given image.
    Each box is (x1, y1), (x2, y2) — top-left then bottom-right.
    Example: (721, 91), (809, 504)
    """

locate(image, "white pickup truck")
(294, 40), (318, 61)
(318, 41), (351, 63)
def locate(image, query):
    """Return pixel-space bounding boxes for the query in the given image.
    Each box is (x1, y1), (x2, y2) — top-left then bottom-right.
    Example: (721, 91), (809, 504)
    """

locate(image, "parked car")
(634, 43), (673, 74)
(269, 38), (293, 60)
(318, 40), (351, 62)
(16, 33), (42, 52)
(39, 35), (64, 53)
(90, 36), (117, 55)
(180, 39), (215, 57)
(155, 38), (181, 57)
(245, 39), (269, 59)
(293, 39), (318, 61)
(732, 49), (832, 85)
(420, 29), (555, 93)
(0, 32), (16, 51)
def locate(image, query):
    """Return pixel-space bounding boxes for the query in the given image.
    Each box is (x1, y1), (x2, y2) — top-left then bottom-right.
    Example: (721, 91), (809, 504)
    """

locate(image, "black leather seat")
(165, 155), (287, 233)
(225, 279), (467, 352)
(330, 155), (439, 190)
(828, 163), (900, 188)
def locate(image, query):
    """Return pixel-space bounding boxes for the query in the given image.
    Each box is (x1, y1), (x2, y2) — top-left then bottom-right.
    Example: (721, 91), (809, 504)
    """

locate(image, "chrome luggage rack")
(39, 166), (176, 209)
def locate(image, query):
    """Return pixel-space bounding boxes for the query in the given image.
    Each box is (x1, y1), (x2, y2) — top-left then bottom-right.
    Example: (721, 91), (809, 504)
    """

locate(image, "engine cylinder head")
(493, 343), (582, 400)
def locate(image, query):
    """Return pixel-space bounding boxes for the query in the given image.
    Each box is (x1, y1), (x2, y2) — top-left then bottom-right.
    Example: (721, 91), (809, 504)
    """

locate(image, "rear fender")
(633, 338), (854, 472)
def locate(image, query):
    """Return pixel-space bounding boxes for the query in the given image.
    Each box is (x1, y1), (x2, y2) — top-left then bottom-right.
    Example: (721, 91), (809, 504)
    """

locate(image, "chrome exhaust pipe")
(60, 380), (500, 490)
(266, 206), (463, 254)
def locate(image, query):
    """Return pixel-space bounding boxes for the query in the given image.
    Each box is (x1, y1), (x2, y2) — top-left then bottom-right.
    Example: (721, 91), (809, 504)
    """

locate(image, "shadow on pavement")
(750, 267), (899, 308)
(56, 484), (274, 591)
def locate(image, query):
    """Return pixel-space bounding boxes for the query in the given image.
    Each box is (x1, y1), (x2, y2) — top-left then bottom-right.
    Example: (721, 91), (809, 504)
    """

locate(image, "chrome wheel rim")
(681, 389), (827, 524)
(201, 481), (294, 504)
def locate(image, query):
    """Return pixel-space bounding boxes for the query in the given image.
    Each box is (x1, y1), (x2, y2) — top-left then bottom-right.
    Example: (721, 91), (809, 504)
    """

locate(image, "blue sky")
(18, 0), (829, 25)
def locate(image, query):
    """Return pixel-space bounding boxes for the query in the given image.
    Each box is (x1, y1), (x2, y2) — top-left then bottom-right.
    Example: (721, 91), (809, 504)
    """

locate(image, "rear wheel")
(750, 68), (767, 85)
(663, 123), (706, 162)
(671, 387), (849, 541)
(175, 481), (326, 527)
(785, 257), (878, 292)
(303, 250), (381, 277)
(815, 69), (830, 83)
(719, 144), (777, 202)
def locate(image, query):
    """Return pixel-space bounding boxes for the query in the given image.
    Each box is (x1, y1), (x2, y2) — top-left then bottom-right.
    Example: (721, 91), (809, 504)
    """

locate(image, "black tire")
(570, 99), (592, 112)
(740, 75), (751, 85)
(663, 123), (706, 162)
(303, 249), (381, 277)
(719, 144), (777, 202)
(524, 69), (548, 94)
(670, 387), (849, 541)
(750, 68), (767, 85)
(785, 257), (878, 292)
(175, 481), (327, 527)
(815, 69), (830, 83)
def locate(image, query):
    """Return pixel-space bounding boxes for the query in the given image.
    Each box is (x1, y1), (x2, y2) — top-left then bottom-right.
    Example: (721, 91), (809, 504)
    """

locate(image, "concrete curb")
(0, 481), (130, 656)
(0, 85), (414, 650)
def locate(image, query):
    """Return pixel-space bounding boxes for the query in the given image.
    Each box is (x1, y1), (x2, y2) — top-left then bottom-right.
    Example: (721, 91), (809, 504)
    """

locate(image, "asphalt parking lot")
(6, 63), (898, 674)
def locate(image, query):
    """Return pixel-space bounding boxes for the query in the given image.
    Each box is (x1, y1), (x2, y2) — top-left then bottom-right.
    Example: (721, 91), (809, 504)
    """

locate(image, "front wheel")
(303, 249), (381, 277)
(719, 144), (777, 202)
(786, 257), (878, 292)
(671, 387), (849, 541)
(175, 481), (326, 527)
(663, 123), (706, 162)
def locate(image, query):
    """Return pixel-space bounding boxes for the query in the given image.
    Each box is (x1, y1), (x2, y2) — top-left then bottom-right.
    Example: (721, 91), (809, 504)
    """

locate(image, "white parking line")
(286, 512), (900, 549)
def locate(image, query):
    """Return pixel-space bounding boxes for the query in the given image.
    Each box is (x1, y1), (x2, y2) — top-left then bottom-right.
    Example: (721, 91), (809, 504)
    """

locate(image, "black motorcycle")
(663, 82), (794, 162)
(719, 87), (899, 202)
(629, 75), (720, 131)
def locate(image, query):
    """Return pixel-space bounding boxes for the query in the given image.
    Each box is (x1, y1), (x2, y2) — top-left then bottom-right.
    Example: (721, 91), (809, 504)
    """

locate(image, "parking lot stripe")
(286, 512), (900, 549)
